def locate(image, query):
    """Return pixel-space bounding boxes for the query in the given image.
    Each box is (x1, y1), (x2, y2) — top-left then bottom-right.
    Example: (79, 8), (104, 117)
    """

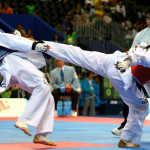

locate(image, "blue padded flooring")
(0, 117), (150, 150)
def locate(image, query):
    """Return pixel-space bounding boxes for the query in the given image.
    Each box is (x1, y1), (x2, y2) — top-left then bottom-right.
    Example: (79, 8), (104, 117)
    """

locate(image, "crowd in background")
(0, 1), (36, 14)
(0, 0), (148, 48)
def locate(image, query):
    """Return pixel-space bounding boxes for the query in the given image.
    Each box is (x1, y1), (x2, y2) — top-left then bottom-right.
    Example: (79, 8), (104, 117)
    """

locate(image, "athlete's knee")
(140, 100), (149, 111)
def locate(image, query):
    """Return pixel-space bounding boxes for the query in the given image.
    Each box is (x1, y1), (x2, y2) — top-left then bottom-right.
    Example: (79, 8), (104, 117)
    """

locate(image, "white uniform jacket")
(129, 47), (150, 96)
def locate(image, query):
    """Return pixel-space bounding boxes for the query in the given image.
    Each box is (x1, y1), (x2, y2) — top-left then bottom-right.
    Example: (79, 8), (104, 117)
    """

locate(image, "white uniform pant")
(6, 54), (54, 135)
(46, 42), (149, 144)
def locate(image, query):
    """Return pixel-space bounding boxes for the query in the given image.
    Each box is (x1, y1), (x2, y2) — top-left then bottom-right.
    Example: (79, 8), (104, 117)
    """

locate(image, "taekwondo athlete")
(44, 41), (149, 148)
(0, 31), (56, 146)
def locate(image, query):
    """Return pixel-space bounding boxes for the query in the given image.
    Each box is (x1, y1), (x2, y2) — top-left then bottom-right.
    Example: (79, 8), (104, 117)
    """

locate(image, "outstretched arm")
(0, 32), (49, 52)
(45, 41), (107, 77)
(0, 32), (33, 51)
(129, 50), (150, 68)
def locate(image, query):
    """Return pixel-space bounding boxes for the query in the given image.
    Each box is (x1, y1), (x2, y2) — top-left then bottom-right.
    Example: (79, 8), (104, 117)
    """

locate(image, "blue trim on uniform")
(0, 46), (17, 60)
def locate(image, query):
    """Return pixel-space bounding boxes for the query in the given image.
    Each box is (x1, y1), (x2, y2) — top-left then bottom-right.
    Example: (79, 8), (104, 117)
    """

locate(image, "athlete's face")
(146, 14), (150, 28)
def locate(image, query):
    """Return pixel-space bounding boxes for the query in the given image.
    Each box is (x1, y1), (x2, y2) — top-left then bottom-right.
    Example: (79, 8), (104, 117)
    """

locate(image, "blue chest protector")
(0, 46), (17, 85)
(0, 46), (16, 60)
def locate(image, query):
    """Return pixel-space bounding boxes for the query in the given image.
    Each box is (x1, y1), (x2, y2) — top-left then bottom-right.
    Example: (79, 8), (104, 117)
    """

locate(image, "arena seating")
(0, 0), (75, 27)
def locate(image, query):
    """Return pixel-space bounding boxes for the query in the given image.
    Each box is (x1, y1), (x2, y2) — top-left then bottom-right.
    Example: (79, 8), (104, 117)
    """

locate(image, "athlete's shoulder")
(137, 27), (148, 35)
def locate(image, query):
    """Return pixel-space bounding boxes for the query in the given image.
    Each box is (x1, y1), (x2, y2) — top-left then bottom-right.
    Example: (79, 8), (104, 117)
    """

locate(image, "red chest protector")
(131, 65), (150, 85)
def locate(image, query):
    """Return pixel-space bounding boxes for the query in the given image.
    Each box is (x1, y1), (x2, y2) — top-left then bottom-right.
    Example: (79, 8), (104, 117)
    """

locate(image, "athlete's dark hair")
(146, 7), (150, 15)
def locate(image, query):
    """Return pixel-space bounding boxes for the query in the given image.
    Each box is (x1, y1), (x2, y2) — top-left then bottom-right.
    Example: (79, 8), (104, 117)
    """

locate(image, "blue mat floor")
(0, 119), (150, 150)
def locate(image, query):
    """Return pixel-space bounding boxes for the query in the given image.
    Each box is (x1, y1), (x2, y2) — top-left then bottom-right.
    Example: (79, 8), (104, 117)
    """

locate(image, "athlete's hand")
(35, 43), (49, 52)
(115, 57), (131, 73)
(32, 41), (50, 52)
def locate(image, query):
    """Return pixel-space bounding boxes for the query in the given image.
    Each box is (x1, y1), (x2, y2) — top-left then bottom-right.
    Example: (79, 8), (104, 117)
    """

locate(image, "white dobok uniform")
(128, 47), (150, 95)
(44, 41), (149, 144)
(0, 32), (54, 135)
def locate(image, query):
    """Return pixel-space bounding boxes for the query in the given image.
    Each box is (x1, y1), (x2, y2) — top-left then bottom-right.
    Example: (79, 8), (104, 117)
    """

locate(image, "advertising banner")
(0, 98), (27, 118)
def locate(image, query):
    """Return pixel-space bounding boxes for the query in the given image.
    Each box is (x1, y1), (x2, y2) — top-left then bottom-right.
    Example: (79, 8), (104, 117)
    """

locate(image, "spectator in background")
(63, 26), (78, 46)
(50, 59), (80, 117)
(95, 15), (103, 31)
(132, 25), (138, 37)
(61, 20), (68, 35)
(25, 29), (34, 40)
(65, 12), (74, 26)
(85, 8), (91, 20)
(102, 18), (112, 40)
(94, 75), (101, 107)
(103, 12), (112, 24)
(115, 1), (126, 22)
(2, 3), (13, 14)
(82, 71), (96, 116)
(125, 17), (132, 30)
(95, 6), (104, 17)
(73, 7), (82, 25)
(81, 3), (88, 14)
(87, 4), (95, 18)
(94, 0), (104, 13)
(75, 3), (82, 13)
(109, 0), (117, 20)
(26, 2), (36, 14)
(125, 29), (134, 46)
(52, 34), (62, 43)
(16, 24), (26, 37)
(55, 23), (64, 34)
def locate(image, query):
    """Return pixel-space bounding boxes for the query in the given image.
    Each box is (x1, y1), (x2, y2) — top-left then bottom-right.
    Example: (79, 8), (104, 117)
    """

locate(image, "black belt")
(136, 81), (147, 95)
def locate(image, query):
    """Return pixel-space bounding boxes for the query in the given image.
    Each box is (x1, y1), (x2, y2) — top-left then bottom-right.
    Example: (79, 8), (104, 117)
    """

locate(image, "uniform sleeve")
(0, 32), (33, 51)
(129, 50), (150, 68)
(46, 41), (107, 76)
